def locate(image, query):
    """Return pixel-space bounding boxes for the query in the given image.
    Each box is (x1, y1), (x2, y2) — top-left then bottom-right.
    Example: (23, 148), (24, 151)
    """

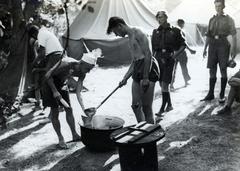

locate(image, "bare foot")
(57, 140), (68, 149)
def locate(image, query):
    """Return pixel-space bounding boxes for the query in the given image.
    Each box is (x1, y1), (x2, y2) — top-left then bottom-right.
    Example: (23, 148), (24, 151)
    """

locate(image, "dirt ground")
(1, 51), (240, 171)
(1, 95), (240, 171)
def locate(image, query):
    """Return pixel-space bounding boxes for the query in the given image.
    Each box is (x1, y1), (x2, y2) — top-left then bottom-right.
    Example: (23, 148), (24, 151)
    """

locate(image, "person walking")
(170, 19), (196, 91)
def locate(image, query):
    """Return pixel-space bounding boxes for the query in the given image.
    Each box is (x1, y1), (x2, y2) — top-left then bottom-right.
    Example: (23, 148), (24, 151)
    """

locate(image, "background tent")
(62, 0), (159, 66)
(168, 0), (240, 51)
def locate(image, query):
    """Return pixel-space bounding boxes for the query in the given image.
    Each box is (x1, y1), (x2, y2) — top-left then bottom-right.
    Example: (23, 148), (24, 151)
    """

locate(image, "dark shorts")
(41, 76), (70, 108)
(132, 58), (159, 83)
(155, 52), (175, 84)
(207, 39), (230, 69)
(45, 52), (63, 71)
(41, 52), (70, 108)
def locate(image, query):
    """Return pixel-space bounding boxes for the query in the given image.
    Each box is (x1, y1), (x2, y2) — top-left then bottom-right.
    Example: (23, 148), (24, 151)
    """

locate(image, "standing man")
(170, 19), (196, 91)
(201, 0), (237, 103)
(106, 17), (159, 124)
(28, 25), (81, 149)
(152, 11), (186, 117)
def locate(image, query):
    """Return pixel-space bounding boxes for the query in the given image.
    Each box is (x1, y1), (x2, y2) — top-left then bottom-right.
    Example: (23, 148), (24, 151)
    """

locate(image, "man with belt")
(202, 0), (237, 103)
(170, 19), (196, 91)
(28, 25), (81, 149)
(106, 17), (159, 124)
(152, 11), (186, 117)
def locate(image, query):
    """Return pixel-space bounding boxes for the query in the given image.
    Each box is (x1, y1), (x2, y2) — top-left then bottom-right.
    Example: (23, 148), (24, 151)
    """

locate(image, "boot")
(219, 77), (227, 103)
(217, 105), (231, 115)
(201, 78), (216, 101)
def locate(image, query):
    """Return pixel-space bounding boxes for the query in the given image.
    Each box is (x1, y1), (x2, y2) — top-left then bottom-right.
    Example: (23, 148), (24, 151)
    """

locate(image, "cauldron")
(80, 115), (125, 151)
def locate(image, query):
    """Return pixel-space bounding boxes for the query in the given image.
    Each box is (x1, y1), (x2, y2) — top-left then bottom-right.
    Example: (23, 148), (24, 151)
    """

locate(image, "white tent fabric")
(166, 0), (240, 47)
(168, 0), (240, 27)
(66, 0), (159, 40)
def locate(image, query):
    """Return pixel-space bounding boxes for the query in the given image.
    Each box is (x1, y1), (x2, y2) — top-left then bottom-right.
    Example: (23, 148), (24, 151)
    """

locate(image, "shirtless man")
(106, 17), (159, 124)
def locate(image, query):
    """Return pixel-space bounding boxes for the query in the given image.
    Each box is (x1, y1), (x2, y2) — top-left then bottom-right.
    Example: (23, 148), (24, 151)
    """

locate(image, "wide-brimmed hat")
(81, 48), (102, 65)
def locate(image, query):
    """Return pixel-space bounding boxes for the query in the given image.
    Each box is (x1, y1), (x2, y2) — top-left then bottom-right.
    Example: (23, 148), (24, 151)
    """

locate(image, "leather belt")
(212, 35), (227, 40)
(158, 48), (173, 53)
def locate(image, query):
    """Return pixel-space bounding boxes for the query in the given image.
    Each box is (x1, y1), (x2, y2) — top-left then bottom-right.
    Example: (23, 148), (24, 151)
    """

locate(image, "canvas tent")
(62, 0), (159, 66)
(168, 0), (240, 50)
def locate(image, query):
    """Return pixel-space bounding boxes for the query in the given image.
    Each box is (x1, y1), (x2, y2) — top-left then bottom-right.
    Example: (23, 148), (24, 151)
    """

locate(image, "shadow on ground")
(157, 100), (240, 171)
(50, 147), (119, 171)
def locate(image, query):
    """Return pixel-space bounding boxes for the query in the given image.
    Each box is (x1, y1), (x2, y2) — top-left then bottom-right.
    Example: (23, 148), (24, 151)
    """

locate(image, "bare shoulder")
(132, 28), (148, 41)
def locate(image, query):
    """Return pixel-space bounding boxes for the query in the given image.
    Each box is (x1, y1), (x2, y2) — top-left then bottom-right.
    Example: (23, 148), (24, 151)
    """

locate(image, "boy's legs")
(64, 107), (81, 141)
(142, 81), (155, 124)
(179, 60), (191, 86)
(132, 81), (145, 123)
(50, 107), (67, 148)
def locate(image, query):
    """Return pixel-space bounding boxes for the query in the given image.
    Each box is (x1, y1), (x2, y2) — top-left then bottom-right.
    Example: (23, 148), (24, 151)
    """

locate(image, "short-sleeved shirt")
(152, 23), (186, 53)
(206, 14), (236, 37)
(38, 26), (63, 55)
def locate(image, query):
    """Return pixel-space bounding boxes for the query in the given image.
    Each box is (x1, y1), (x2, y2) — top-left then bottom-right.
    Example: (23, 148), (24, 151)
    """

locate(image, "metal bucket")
(80, 115), (125, 151)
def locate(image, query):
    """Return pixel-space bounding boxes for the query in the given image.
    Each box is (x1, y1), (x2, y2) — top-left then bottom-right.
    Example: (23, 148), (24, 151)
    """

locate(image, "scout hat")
(81, 48), (102, 65)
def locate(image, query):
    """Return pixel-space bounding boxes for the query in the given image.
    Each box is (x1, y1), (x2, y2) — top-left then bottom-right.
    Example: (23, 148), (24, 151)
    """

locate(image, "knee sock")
(220, 77), (228, 98)
(166, 92), (172, 107)
(161, 92), (168, 111)
(208, 77), (217, 95)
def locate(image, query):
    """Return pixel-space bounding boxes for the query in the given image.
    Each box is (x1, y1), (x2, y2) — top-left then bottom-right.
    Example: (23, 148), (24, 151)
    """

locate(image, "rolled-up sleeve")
(228, 16), (237, 36)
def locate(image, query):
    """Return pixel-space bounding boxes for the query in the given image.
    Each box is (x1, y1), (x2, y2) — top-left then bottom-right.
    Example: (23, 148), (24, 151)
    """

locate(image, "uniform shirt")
(38, 26), (63, 55)
(206, 14), (236, 37)
(152, 23), (186, 53)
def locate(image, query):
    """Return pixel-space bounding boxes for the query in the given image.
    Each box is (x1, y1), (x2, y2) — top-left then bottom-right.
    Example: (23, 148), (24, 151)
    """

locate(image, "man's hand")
(53, 91), (70, 108)
(84, 107), (96, 117)
(119, 78), (128, 87)
(203, 50), (207, 58)
(53, 91), (61, 99)
(141, 79), (150, 93)
(230, 51), (236, 59)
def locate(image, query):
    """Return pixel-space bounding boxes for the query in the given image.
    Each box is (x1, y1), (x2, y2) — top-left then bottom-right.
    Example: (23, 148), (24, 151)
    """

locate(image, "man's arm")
(32, 46), (46, 66)
(119, 61), (134, 87)
(228, 34), (237, 59)
(76, 77), (85, 111)
(186, 45), (196, 54)
(173, 45), (186, 59)
(136, 32), (152, 80)
(173, 27), (186, 59)
(203, 37), (209, 58)
(228, 77), (240, 87)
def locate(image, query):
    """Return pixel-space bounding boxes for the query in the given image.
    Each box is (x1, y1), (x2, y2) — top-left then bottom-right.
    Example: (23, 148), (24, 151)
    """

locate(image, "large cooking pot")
(80, 115), (125, 151)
